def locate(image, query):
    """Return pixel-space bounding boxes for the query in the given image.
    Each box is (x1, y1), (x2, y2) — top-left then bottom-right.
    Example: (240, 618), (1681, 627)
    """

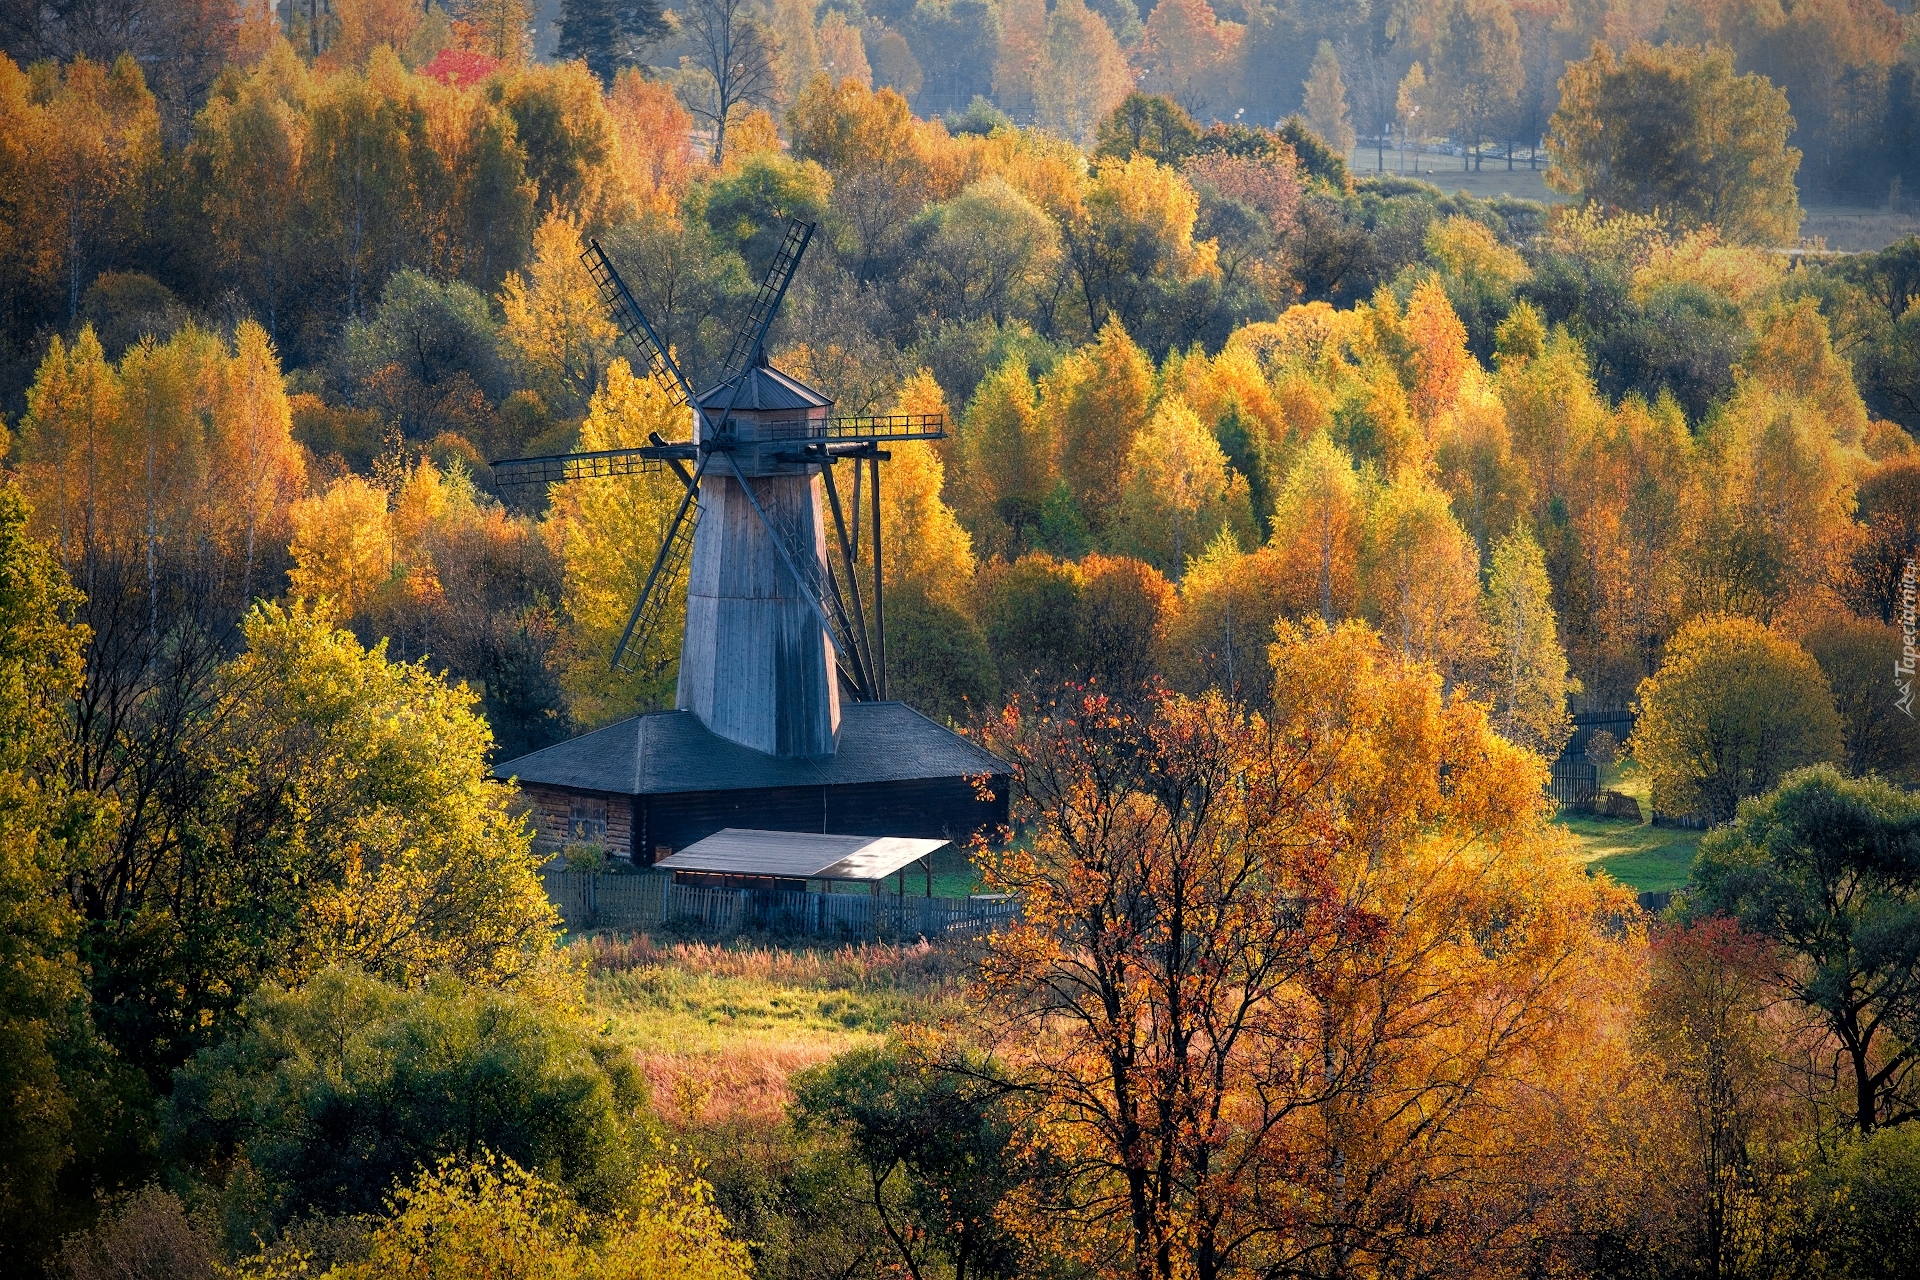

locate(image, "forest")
(4, 1), (1920, 1278)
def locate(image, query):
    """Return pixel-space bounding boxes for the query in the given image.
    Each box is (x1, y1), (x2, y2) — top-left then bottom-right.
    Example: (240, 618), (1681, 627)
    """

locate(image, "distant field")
(576, 933), (967, 1126)
(1349, 144), (1567, 204)
(1349, 147), (1920, 250)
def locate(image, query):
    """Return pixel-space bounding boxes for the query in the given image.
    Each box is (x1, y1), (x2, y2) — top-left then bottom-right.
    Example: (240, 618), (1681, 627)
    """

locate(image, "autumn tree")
(1688, 767), (1920, 1132)
(1302, 41), (1355, 156)
(1268, 429), (1366, 624)
(1041, 317), (1154, 533)
(1059, 153), (1220, 336)
(24, 54), (161, 324)
(1548, 42), (1802, 245)
(793, 1046), (1031, 1280)
(1035, 0), (1133, 146)
(677, 0), (779, 164)
(1135, 0), (1239, 120)
(542, 358), (692, 724)
(1847, 455), (1920, 625)
(1632, 917), (1787, 1278)
(1165, 527), (1290, 700)
(1482, 526), (1574, 755)
(976, 620), (1632, 1280)
(1358, 470), (1485, 689)
(0, 485), (96, 1263)
(955, 356), (1056, 555)
(1631, 615), (1842, 823)
(1428, 0), (1522, 170)
(188, 41), (309, 343)
(498, 211), (622, 416)
(1114, 395), (1252, 577)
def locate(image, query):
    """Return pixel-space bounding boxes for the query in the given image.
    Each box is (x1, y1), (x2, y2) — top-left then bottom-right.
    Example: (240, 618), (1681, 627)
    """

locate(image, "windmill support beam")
(820, 464), (877, 694)
(871, 452), (885, 700)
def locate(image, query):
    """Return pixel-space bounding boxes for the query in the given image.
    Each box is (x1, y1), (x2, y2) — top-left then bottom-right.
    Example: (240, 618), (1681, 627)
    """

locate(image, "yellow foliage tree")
(290, 474), (395, 618)
(18, 320), (305, 597)
(976, 620), (1633, 1280)
(1041, 317), (1154, 533)
(1036, 0), (1135, 145)
(955, 356), (1055, 556)
(1630, 614), (1842, 823)
(1359, 470), (1486, 688)
(498, 212), (621, 417)
(321, 1152), (752, 1280)
(1114, 395), (1253, 577)
(218, 600), (557, 986)
(1165, 525), (1291, 700)
(543, 359), (692, 725)
(877, 370), (976, 612)
(1483, 526), (1575, 756)
(1269, 429), (1366, 623)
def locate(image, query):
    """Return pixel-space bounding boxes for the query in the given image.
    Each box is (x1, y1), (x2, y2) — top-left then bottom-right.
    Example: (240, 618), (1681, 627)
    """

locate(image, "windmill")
(491, 220), (944, 758)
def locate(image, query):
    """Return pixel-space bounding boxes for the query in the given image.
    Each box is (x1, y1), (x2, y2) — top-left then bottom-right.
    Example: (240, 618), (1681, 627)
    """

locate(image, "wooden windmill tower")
(492, 220), (944, 759)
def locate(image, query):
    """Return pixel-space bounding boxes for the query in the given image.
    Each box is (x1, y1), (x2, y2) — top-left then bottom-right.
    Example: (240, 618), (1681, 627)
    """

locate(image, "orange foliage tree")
(975, 620), (1635, 1280)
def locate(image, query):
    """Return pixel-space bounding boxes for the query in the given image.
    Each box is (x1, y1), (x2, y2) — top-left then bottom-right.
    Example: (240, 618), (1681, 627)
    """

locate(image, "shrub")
(163, 968), (655, 1242)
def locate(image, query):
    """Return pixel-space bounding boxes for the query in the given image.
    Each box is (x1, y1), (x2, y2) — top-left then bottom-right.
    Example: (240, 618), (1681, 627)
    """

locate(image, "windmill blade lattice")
(583, 237), (695, 410)
(612, 456), (706, 674)
(490, 446), (666, 491)
(721, 220), (814, 383)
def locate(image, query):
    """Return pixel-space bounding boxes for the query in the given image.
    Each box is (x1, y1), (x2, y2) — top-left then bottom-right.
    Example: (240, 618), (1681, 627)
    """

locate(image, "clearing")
(1552, 760), (1702, 893)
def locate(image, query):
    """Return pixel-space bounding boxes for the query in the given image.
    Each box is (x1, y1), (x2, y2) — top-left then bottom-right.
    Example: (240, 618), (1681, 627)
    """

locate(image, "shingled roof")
(494, 701), (1008, 796)
(692, 363), (832, 413)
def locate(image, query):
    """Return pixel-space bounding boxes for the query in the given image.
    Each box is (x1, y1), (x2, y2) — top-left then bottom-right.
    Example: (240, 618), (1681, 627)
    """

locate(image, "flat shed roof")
(653, 828), (947, 881)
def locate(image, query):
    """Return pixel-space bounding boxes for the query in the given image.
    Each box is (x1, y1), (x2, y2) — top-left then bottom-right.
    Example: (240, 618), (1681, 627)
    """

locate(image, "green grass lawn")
(1552, 760), (1702, 893)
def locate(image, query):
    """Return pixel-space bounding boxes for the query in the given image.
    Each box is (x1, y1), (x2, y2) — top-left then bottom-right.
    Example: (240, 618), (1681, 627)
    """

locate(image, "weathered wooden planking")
(678, 470), (839, 757)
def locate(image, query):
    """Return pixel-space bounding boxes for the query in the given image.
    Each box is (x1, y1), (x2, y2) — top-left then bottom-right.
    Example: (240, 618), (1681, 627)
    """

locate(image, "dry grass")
(573, 933), (971, 1126)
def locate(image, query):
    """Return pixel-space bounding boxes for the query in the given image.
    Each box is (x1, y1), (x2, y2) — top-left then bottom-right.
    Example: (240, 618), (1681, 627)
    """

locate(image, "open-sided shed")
(652, 828), (949, 895)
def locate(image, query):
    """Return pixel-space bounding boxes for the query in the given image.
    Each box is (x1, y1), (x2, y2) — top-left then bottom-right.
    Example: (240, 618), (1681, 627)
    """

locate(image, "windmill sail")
(721, 220), (814, 384)
(611, 452), (707, 674)
(583, 237), (694, 408)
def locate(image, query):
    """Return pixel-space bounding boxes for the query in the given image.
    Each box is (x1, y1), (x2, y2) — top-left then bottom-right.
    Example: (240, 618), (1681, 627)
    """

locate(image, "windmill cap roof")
(694, 363), (832, 412)
(492, 700), (1009, 796)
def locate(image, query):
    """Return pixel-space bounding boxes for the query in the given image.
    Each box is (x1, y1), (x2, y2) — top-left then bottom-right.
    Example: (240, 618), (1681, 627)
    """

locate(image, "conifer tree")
(1303, 41), (1356, 157)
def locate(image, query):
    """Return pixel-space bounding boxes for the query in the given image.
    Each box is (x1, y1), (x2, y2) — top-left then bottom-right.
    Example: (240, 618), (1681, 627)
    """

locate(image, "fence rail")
(541, 868), (1019, 940)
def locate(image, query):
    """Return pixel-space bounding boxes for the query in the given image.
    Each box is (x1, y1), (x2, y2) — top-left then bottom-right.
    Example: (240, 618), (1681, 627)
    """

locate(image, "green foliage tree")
(557, 0), (671, 88)
(164, 966), (655, 1234)
(1093, 92), (1201, 166)
(793, 1044), (1030, 1280)
(1548, 42), (1802, 246)
(0, 485), (102, 1265)
(1687, 767), (1920, 1132)
(1805, 617), (1920, 783)
(1632, 615), (1842, 823)
(883, 587), (1000, 725)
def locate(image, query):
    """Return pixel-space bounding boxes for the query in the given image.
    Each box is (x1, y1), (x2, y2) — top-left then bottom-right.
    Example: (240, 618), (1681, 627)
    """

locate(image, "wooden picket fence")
(541, 867), (1018, 940)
